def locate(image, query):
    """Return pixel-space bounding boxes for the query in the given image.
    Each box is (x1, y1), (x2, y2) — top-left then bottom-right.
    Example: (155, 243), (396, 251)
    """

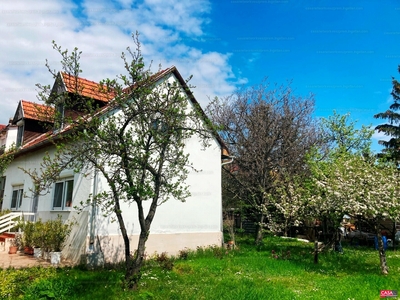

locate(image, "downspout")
(88, 167), (98, 250)
(221, 156), (235, 243)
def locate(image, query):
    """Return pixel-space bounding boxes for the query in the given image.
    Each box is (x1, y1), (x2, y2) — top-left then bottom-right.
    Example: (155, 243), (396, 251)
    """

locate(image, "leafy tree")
(207, 82), (320, 243)
(321, 110), (373, 155)
(26, 33), (212, 289)
(374, 65), (400, 162)
(0, 149), (13, 177)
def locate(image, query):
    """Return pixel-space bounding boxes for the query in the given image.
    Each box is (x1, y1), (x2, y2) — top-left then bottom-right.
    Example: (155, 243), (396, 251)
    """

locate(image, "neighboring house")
(1, 67), (228, 264)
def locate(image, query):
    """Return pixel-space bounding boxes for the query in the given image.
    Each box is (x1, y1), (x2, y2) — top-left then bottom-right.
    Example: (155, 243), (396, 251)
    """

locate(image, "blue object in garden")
(374, 235), (388, 250)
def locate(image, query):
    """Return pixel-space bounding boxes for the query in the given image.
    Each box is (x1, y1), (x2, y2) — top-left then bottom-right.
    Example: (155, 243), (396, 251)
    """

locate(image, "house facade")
(0, 67), (227, 264)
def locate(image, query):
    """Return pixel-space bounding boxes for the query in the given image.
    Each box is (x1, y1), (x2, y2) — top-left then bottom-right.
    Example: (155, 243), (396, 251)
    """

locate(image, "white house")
(0, 67), (228, 265)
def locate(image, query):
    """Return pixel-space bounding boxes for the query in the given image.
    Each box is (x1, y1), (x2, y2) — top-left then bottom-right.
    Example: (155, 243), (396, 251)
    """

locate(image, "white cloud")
(372, 130), (390, 142)
(0, 0), (243, 124)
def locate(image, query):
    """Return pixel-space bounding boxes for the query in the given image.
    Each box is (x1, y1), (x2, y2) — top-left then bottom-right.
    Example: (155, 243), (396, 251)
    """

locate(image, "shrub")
(47, 216), (73, 252)
(20, 220), (35, 248)
(178, 249), (189, 260)
(155, 252), (174, 270)
(31, 219), (49, 250)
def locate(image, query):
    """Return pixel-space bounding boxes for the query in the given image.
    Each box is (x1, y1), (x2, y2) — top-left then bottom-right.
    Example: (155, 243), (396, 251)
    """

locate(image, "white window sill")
(51, 208), (73, 212)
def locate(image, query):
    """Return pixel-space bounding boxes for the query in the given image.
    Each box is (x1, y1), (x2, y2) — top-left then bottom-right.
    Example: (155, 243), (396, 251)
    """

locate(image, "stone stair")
(0, 232), (15, 252)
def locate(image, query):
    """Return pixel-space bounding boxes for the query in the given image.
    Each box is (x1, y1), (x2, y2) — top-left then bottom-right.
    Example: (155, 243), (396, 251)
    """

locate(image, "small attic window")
(55, 102), (65, 129)
(16, 120), (24, 147)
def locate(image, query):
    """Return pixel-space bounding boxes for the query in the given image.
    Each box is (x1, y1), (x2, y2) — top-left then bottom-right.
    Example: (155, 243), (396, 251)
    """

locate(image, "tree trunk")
(376, 221), (389, 275)
(314, 226), (319, 264)
(125, 229), (148, 289)
(255, 214), (265, 244)
(114, 206), (135, 287)
(284, 219), (288, 237)
(125, 195), (159, 289)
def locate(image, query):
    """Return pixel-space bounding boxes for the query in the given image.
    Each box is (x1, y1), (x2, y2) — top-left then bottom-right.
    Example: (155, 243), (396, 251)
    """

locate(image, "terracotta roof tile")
(21, 100), (54, 122)
(61, 72), (115, 102)
(0, 125), (6, 131)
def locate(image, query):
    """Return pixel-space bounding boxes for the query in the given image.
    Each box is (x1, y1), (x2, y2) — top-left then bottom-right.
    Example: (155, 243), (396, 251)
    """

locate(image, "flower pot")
(24, 246), (34, 255)
(50, 251), (61, 265)
(8, 246), (18, 254)
(33, 248), (42, 259)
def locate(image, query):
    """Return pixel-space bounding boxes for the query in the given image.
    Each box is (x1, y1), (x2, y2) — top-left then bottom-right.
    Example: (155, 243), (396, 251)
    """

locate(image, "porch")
(0, 211), (67, 268)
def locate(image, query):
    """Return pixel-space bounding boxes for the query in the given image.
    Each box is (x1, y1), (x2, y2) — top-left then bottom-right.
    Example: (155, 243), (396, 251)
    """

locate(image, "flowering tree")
(309, 152), (400, 274)
(310, 112), (374, 235)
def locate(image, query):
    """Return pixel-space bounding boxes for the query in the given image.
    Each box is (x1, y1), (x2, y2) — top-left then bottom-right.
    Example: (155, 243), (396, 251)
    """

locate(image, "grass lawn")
(1, 235), (399, 299)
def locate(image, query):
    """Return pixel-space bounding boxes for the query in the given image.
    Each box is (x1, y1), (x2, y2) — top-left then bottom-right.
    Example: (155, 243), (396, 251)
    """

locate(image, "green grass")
(1, 236), (399, 299)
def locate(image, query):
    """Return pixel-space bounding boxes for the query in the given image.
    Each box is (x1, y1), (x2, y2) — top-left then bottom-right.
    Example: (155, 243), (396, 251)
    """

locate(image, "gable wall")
(89, 73), (223, 260)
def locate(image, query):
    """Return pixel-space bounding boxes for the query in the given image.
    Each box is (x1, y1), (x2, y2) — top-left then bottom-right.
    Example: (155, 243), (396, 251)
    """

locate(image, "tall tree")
(374, 65), (400, 162)
(305, 112), (374, 260)
(207, 82), (320, 243)
(27, 33), (212, 289)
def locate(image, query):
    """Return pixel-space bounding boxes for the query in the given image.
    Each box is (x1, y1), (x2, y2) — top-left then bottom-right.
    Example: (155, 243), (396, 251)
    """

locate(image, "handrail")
(0, 212), (35, 234)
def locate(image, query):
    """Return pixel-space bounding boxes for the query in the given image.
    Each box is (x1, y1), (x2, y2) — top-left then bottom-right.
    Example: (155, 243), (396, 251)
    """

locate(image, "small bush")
(178, 249), (189, 260)
(154, 252), (174, 271)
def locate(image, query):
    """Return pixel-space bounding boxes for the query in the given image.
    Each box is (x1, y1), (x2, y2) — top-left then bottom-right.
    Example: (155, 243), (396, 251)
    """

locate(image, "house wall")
(2, 145), (92, 221)
(3, 126), (18, 150)
(94, 134), (223, 262)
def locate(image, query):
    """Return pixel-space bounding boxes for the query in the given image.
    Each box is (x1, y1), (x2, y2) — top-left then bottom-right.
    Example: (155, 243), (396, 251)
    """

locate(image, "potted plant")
(48, 216), (72, 265)
(8, 233), (21, 254)
(20, 220), (35, 255)
(32, 219), (46, 258)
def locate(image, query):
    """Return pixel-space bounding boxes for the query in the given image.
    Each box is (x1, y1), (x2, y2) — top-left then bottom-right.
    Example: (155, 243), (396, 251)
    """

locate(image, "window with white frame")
(52, 178), (74, 210)
(11, 185), (23, 210)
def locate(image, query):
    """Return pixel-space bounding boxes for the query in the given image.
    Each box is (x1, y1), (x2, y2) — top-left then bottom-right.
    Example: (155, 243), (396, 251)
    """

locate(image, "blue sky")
(1, 0), (399, 151)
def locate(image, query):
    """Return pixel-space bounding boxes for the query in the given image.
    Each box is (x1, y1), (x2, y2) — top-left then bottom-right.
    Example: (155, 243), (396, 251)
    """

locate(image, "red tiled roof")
(0, 125), (6, 131)
(61, 72), (115, 102)
(21, 100), (54, 122)
(16, 67), (229, 157)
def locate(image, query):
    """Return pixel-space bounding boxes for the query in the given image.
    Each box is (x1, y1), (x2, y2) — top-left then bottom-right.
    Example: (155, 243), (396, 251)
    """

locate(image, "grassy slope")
(1, 236), (399, 299)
